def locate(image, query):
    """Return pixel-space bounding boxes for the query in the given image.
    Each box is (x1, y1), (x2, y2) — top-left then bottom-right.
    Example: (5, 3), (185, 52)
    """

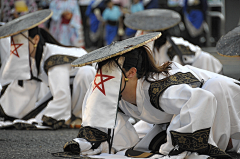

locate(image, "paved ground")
(0, 47), (240, 159)
(0, 129), (79, 159)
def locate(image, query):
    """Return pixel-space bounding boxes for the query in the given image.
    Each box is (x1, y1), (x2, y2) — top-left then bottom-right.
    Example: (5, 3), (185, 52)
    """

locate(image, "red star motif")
(93, 69), (115, 96)
(11, 37), (23, 58)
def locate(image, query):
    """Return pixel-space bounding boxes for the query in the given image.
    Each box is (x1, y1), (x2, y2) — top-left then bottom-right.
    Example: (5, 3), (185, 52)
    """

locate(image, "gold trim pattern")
(13, 123), (38, 130)
(42, 115), (66, 130)
(149, 72), (201, 111)
(167, 45), (195, 60)
(170, 128), (210, 152)
(170, 128), (231, 158)
(77, 126), (109, 143)
(217, 51), (240, 57)
(125, 149), (154, 158)
(63, 140), (80, 154)
(72, 33), (161, 67)
(207, 144), (231, 158)
(44, 55), (77, 73)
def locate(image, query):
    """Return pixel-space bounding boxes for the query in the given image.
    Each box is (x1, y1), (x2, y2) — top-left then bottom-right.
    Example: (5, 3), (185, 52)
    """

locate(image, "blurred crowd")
(0, 0), (210, 49)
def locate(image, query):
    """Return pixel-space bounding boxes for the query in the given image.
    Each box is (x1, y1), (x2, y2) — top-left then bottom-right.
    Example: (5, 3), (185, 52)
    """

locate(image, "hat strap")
(20, 32), (41, 82)
(113, 59), (127, 99)
(20, 32), (35, 46)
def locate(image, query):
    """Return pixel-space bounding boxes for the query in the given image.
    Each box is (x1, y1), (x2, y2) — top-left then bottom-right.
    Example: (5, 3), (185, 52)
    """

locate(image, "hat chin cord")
(20, 32), (37, 57)
(104, 59), (128, 154)
(20, 32), (41, 82)
(113, 59), (128, 101)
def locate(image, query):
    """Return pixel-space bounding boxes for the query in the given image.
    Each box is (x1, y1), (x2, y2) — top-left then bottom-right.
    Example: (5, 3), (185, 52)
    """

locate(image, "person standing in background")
(125, 0), (144, 37)
(183, 0), (208, 46)
(85, 0), (105, 49)
(2, 0), (37, 22)
(143, 0), (160, 9)
(102, 0), (122, 45)
(78, 0), (93, 49)
(130, 0), (144, 13)
(49, 0), (85, 48)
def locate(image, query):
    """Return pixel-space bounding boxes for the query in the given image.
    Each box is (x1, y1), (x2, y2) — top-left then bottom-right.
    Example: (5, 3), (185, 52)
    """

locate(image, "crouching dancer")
(0, 10), (96, 129)
(56, 32), (240, 158)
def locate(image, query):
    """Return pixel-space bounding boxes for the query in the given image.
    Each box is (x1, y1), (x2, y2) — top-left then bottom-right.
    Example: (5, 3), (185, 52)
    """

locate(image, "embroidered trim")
(44, 55), (77, 73)
(125, 149), (154, 158)
(170, 128), (210, 152)
(170, 128), (232, 158)
(207, 144), (231, 158)
(42, 115), (67, 130)
(77, 126), (109, 143)
(167, 45), (195, 60)
(148, 72), (201, 111)
(63, 140), (80, 154)
(13, 123), (38, 130)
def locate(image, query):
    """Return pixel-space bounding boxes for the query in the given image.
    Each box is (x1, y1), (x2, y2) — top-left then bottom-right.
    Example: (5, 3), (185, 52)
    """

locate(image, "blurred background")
(0, 0), (239, 79)
(2, 0), (239, 49)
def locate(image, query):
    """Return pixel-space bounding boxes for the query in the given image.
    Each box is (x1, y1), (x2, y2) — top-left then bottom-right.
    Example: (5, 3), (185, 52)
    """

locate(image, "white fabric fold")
(73, 138), (92, 152)
(2, 31), (31, 81)
(82, 64), (122, 129)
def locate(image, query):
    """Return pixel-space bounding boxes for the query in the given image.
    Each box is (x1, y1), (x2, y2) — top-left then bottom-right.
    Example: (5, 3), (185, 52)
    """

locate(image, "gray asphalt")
(0, 129), (79, 159)
(0, 47), (240, 159)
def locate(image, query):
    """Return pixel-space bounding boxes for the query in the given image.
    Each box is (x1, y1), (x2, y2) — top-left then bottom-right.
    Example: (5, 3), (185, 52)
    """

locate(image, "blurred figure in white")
(49, 0), (85, 48)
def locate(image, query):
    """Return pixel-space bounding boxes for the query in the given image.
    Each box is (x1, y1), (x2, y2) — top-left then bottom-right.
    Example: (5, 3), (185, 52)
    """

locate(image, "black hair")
(153, 30), (169, 51)
(97, 46), (172, 82)
(29, 27), (44, 75)
(105, 0), (112, 4)
(28, 27), (72, 75)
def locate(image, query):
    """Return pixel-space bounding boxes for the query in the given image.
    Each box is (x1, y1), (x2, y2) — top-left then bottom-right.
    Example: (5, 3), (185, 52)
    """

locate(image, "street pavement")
(0, 129), (79, 159)
(0, 47), (240, 159)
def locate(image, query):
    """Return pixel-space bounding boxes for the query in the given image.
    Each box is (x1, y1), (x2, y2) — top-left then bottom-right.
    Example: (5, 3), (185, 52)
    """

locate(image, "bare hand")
(62, 11), (72, 20)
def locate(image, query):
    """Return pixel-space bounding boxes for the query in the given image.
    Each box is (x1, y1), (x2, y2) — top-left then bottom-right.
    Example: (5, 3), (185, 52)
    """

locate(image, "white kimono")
(0, 43), (96, 123)
(113, 62), (240, 157)
(153, 37), (223, 73)
(134, 31), (222, 74)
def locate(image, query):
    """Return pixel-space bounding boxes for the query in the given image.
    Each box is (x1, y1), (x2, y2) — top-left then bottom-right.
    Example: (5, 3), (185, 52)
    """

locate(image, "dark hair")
(97, 46), (172, 82)
(28, 27), (72, 75)
(153, 30), (169, 51)
(105, 0), (112, 5)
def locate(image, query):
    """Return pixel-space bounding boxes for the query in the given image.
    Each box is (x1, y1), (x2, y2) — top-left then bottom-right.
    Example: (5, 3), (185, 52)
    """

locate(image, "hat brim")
(72, 32), (161, 67)
(124, 9), (181, 32)
(216, 25), (240, 57)
(0, 9), (52, 39)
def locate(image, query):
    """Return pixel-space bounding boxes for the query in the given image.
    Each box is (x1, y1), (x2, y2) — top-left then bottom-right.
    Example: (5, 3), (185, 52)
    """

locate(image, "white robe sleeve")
(0, 80), (40, 118)
(82, 87), (139, 152)
(192, 51), (223, 74)
(43, 64), (72, 121)
(171, 37), (223, 73)
(112, 112), (140, 151)
(71, 65), (96, 118)
(81, 88), (139, 151)
(159, 84), (218, 155)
